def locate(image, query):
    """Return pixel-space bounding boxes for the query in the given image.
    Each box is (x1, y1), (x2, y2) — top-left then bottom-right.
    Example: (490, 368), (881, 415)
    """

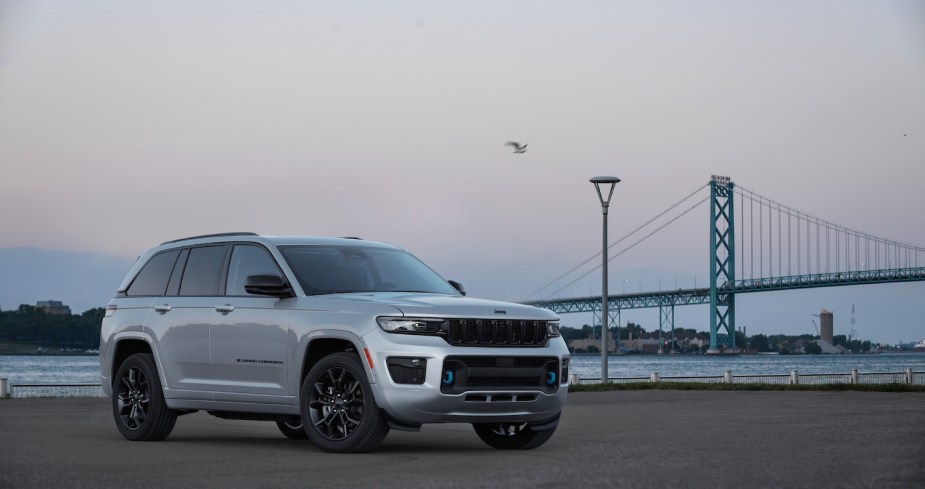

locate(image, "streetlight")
(590, 176), (620, 383)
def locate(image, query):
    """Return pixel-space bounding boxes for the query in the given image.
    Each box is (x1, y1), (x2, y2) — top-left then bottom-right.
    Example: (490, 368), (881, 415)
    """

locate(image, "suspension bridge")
(523, 176), (925, 353)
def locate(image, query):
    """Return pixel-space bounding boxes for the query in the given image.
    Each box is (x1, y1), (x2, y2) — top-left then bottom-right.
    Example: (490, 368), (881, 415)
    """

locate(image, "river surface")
(2, 353), (925, 384)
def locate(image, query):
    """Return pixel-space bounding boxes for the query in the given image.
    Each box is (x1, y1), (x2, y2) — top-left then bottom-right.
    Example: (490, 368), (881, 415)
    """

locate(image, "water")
(571, 352), (925, 379)
(0, 356), (101, 384)
(2, 353), (925, 385)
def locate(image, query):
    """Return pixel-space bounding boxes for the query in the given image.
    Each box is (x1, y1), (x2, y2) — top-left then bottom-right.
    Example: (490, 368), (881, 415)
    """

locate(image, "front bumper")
(363, 331), (570, 426)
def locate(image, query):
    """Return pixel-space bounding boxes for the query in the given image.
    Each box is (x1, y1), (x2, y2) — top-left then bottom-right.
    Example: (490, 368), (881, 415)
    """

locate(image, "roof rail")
(340, 236), (363, 240)
(160, 232), (259, 245)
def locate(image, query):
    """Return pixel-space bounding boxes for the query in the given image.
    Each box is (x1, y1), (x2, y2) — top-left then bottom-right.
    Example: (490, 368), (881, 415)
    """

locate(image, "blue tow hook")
(547, 371), (556, 385)
(442, 370), (454, 385)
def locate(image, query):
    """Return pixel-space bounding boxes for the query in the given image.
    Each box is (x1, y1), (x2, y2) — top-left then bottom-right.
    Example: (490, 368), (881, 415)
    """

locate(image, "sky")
(1, 1), (923, 344)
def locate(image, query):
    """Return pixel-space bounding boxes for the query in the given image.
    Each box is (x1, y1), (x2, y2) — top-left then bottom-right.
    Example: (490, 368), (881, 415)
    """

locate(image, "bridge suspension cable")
(529, 183), (709, 300)
(734, 184), (924, 281)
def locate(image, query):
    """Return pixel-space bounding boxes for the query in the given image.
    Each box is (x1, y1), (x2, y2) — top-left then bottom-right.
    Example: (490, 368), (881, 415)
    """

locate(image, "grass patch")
(568, 382), (925, 393)
(0, 341), (93, 355)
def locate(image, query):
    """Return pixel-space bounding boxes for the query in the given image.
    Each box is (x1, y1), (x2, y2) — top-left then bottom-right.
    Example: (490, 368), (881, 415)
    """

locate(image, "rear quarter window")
(125, 250), (180, 296)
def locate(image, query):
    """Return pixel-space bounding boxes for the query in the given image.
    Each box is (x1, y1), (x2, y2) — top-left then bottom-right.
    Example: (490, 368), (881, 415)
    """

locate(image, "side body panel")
(210, 296), (293, 403)
(145, 297), (214, 400)
(99, 297), (154, 396)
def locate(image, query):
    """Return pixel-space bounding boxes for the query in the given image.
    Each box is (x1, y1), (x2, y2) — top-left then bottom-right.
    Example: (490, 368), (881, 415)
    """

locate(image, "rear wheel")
(112, 353), (177, 441)
(276, 418), (307, 439)
(300, 352), (389, 453)
(473, 422), (557, 450)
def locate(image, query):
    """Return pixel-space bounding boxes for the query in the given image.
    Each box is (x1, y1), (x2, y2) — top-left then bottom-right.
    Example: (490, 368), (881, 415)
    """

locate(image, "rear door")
(146, 244), (227, 399)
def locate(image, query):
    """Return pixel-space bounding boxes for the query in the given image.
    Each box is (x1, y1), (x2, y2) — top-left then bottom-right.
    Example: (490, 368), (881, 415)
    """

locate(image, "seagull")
(505, 141), (527, 153)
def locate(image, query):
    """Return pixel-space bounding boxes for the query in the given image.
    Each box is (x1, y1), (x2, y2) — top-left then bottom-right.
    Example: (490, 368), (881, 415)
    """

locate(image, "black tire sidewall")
(300, 352), (388, 453)
(111, 352), (176, 441)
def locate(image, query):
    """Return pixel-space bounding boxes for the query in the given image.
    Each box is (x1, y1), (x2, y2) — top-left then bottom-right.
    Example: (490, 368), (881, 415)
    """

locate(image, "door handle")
(154, 304), (172, 313)
(215, 304), (235, 314)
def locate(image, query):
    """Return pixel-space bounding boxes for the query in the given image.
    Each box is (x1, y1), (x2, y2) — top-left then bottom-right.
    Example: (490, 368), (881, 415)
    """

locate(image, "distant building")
(568, 331), (617, 353)
(819, 309), (834, 344)
(36, 300), (71, 315)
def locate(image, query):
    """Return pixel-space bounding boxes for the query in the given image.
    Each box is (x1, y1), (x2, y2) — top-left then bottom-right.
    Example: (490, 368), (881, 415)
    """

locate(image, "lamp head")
(590, 176), (621, 206)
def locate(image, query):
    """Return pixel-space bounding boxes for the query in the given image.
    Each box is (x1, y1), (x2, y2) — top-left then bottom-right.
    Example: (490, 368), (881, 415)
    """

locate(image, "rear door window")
(178, 245), (228, 296)
(125, 250), (180, 296)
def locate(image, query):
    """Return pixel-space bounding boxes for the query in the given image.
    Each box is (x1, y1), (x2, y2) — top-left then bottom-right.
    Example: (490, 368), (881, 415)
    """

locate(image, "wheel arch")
(300, 334), (369, 389)
(111, 337), (154, 378)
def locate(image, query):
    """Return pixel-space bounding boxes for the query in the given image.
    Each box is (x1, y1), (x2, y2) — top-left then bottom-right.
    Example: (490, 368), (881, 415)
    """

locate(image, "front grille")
(467, 377), (541, 388)
(446, 319), (548, 347)
(454, 357), (549, 368)
(441, 356), (559, 394)
(465, 393), (537, 403)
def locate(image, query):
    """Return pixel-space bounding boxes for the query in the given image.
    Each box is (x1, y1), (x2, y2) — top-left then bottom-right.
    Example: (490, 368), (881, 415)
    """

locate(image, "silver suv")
(100, 233), (569, 452)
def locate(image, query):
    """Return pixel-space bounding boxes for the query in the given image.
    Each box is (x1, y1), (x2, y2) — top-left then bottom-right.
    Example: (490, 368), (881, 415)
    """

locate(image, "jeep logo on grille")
(494, 309), (507, 315)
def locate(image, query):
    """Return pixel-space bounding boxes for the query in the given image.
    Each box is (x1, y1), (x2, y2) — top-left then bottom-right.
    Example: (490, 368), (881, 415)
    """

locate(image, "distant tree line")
(0, 305), (104, 349)
(0, 305), (874, 354)
(560, 323), (872, 354)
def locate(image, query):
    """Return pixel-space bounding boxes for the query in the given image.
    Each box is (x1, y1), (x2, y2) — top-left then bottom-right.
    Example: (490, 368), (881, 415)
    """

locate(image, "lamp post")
(590, 176), (620, 382)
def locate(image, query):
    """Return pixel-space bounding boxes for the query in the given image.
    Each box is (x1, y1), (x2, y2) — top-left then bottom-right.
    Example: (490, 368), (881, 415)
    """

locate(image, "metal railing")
(4, 383), (105, 399)
(1, 370), (922, 398)
(572, 369), (925, 386)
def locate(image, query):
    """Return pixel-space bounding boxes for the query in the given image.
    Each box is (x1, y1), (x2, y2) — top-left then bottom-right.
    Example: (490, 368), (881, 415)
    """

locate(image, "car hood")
(332, 292), (557, 320)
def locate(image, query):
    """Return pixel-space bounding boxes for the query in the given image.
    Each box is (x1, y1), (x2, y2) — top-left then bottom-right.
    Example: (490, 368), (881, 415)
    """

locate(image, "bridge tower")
(708, 177), (736, 353)
(592, 307), (621, 353)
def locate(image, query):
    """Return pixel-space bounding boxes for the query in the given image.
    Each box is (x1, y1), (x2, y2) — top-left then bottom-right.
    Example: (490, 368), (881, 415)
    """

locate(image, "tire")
(112, 353), (177, 441)
(473, 421), (557, 450)
(300, 352), (390, 453)
(276, 418), (308, 439)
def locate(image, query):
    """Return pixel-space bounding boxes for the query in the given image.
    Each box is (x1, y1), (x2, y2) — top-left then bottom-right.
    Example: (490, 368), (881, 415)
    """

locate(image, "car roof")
(155, 233), (400, 250)
(117, 234), (403, 293)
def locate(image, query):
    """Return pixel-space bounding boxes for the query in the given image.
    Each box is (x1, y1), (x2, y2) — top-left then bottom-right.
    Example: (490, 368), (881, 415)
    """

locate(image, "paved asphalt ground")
(1, 391), (923, 489)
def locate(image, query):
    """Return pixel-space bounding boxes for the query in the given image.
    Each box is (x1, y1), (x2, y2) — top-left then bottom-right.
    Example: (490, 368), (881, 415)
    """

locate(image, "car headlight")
(547, 320), (561, 337)
(377, 317), (445, 334)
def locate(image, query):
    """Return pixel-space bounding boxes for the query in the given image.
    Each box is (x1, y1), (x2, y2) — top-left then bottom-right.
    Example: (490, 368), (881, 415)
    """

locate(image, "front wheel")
(300, 352), (390, 453)
(112, 353), (177, 441)
(473, 422), (557, 450)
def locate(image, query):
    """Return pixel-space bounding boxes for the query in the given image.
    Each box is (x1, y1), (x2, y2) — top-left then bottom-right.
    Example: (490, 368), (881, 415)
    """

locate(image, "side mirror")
(244, 274), (294, 297)
(448, 280), (466, 296)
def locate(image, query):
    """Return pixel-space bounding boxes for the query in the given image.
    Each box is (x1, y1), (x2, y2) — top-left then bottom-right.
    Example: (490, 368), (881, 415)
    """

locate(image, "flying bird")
(505, 141), (527, 153)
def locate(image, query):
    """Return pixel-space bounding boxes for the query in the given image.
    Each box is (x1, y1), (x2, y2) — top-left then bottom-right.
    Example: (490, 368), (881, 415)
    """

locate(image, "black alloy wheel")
(112, 353), (176, 441)
(117, 365), (148, 430)
(300, 352), (389, 453)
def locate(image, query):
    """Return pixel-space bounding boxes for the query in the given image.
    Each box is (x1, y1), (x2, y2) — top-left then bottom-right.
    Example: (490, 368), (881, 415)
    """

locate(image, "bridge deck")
(524, 266), (925, 313)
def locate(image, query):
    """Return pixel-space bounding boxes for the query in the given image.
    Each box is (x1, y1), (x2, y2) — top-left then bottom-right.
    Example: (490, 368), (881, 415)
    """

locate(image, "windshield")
(280, 245), (459, 296)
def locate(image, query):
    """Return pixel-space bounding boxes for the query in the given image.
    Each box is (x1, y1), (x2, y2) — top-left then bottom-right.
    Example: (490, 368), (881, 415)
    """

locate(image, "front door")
(210, 244), (291, 401)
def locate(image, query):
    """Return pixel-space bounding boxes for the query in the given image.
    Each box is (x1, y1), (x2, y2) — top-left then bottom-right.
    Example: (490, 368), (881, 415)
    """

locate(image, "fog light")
(386, 357), (427, 385)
